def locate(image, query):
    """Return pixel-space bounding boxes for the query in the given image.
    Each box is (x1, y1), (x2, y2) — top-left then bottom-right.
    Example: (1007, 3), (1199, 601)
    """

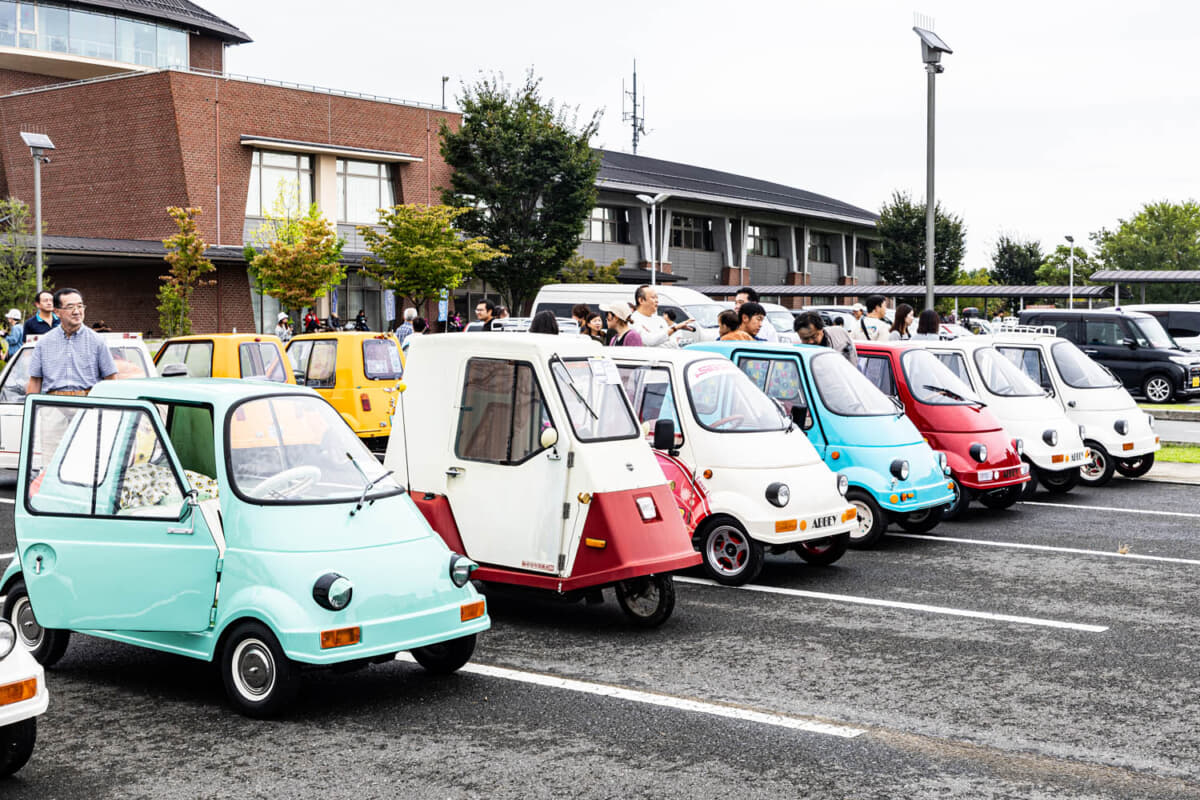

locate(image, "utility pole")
(623, 61), (647, 154)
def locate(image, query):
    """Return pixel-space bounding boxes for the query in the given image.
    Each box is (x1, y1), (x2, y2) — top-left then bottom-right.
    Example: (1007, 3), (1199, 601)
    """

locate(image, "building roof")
(1090, 270), (1200, 283)
(596, 150), (879, 227)
(38, 235), (370, 265)
(689, 284), (1113, 299)
(75, 0), (251, 43)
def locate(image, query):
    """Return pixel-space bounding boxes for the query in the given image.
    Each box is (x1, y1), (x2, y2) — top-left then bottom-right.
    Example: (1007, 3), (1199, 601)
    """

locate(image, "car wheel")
(1037, 466), (1079, 494)
(1115, 453), (1155, 478)
(940, 477), (972, 521)
(1, 579), (70, 667)
(1142, 373), (1174, 404)
(977, 484), (1022, 510)
(896, 506), (943, 533)
(846, 489), (887, 548)
(221, 621), (299, 718)
(698, 517), (763, 585)
(614, 575), (676, 628)
(794, 532), (850, 565)
(411, 633), (477, 674)
(0, 718), (36, 779)
(1019, 458), (1039, 499)
(1079, 441), (1115, 487)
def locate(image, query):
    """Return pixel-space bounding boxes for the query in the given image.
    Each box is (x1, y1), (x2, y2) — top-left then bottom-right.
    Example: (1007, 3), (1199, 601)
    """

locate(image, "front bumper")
(743, 503), (859, 546)
(957, 461), (1030, 491)
(0, 647), (48, 727)
(874, 472), (957, 514)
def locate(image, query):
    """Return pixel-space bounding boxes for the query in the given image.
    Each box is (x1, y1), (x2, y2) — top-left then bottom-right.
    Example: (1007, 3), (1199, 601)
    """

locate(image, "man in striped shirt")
(26, 288), (116, 397)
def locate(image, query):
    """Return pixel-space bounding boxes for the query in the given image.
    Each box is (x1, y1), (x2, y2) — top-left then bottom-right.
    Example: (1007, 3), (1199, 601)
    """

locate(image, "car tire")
(1019, 458), (1039, 499)
(1079, 441), (1115, 487)
(846, 489), (887, 548)
(1142, 373), (1174, 404)
(698, 517), (763, 585)
(896, 506), (943, 533)
(1, 579), (70, 668)
(1115, 453), (1155, 478)
(221, 621), (299, 718)
(794, 532), (850, 565)
(977, 484), (1022, 510)
(1037, 466), (1079, 494)
(614, 575), (676, 628)
(940, 477), (972, 521)
(0, 718), (36, 779)
(412, 633), (477, 674)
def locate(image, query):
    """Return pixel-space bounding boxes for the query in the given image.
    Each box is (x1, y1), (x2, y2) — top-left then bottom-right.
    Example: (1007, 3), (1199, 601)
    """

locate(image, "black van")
(1018, 309), (1200, 403)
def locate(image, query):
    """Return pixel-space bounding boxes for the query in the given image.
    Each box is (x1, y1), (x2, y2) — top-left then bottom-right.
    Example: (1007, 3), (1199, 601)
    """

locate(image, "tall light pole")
(1064, 235), (1075, 308)
(635, 192), (670, 286)
(441, 76), (449, 110)
(913, 26), (952, 311)
(20, 132), (55, 293)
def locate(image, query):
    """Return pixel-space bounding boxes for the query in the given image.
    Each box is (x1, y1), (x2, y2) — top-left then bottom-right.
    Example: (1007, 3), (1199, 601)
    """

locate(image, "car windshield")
(1130, 316), (1177, 349)
(228, 394), (401, 504)
(109, 345), (151, 378)
(811, 351), (896, 416)
(1051, 341), (1120, 389)
(973, 348), (1044, 397)
(363, 338), (404, 380)
(684, 303), (725, 329)
(901, 349), (982, 405)
(684, 358), (787, 432)
(550, 356), (640, 441)
(766, 311), (795, 334)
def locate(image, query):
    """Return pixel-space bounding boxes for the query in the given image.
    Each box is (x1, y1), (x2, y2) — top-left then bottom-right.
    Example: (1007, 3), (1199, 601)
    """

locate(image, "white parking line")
(675, 576), (1107, 632)
(0, 498), (12, 505)
(396, 653), (864, 738)
(892, 533), (1200, 566)
(1021, 500), (1200, 520)
(0, 552), (10, 560)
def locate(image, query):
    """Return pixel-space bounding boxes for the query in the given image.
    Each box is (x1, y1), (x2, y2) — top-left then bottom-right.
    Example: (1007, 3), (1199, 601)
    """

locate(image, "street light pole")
(913, 26), (952, 311)
(1065, 235), (1075, 308)
(20, 132), (55, 293)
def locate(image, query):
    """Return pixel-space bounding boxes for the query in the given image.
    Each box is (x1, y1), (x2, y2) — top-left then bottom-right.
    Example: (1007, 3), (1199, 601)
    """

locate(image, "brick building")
(0, 0), (458, 333)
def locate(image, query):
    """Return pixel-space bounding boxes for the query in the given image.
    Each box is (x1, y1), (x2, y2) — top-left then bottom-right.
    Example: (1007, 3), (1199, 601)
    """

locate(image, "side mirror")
(1122, 338), (1137, 349)
(160, 363), (189, 378)
(652, 418), (676, 451)
(293, 369), (305, 383)
(1045, 386), (1056, 398)
(540, 427), (559, 449)
(791, 405), (813, 431)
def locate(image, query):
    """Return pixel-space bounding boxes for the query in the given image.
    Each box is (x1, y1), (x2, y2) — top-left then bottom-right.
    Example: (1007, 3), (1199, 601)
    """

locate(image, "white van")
(1117, 304), (1200, 351)
(530, 284), (726, 343)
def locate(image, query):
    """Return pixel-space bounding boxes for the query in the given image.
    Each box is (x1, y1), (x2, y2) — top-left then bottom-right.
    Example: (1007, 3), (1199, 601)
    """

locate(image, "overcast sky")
(201, 0), (1200, 271)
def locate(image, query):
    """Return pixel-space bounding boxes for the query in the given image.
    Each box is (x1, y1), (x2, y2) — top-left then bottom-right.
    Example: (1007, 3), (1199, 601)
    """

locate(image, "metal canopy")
(1090, 270), (1200, 283)
(689, 284), (1112, 299)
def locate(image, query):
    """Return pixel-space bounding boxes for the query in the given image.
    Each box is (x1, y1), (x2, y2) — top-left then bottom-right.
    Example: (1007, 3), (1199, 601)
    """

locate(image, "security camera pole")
(913, 26), (951, 311)
(20, 131), (55, 293)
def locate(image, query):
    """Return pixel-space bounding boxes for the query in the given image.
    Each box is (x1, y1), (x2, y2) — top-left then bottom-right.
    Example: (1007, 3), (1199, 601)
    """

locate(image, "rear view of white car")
(0, 619), (48, 778)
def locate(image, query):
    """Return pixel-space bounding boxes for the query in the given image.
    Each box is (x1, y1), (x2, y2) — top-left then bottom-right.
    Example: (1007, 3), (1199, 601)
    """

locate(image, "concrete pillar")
(787, 226), (799, 274)
(659, 209), (673, 266)
(314, 154), (338, 221)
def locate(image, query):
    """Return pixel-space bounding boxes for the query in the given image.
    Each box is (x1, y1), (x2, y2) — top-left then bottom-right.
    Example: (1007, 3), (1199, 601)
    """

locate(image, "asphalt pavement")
(1, 477), (1200, 799)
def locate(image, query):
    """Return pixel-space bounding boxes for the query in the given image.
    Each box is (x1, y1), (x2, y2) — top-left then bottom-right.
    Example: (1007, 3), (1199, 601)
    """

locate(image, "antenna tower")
(622, 60), (647, 154)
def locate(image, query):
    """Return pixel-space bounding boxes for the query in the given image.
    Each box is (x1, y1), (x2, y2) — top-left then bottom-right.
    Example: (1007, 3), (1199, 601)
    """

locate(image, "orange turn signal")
(1123, 443), (1135, 451)
(841, 507), (858, 522)
(320, 626), (361, 649)
(703, 469), (713, 479)
(830, 451), (840, 460)
(461, 600), (486, 622)
(775, 519), (798, 533)
(584, 537), (607, 549)
(0, 678), (36, 706)
(1051, 454), (1066, 464)
(889, 494), (899, 503)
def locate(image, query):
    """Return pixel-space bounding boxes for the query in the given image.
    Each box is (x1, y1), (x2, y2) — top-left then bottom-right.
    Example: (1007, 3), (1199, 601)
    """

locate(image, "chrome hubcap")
(1146, 379), (1170, 402)
(14, 598), (43, 649)
(850, 501), (873, 540)
(707, 526), (748, 575)
(1082, 451), (1106, 479)
(233, 639), (275, 699)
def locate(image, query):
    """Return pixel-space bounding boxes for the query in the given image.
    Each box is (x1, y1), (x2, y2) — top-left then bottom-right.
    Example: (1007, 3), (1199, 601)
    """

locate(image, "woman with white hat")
(3, 308), (24, 356)
(274, 311), (293, 342)
(599, 301), (643, 346)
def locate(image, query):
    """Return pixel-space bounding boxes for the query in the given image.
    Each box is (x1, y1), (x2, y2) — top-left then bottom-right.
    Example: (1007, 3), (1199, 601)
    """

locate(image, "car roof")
(160, 333), (284, 345)
(404, 331), (603, 361)
(90, 377), (315, 407)
(688, 340), (825, 362)
(1117, 304), (1200, 312)
(1021, 308), (1154, 320)
(289, 331), (400, 342)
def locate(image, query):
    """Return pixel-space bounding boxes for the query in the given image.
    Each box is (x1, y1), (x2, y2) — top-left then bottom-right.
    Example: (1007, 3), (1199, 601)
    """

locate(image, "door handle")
(445, 466), (466, 478)
(1083, 350), (1098, 355)
(167, 526), (194, 535)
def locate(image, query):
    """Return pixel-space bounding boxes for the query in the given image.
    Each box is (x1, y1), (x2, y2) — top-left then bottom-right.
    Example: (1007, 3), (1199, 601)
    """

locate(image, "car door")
(1080, 317), (1137, 388)
(0, 346), (33, 469)
(16, 396), (220, 632)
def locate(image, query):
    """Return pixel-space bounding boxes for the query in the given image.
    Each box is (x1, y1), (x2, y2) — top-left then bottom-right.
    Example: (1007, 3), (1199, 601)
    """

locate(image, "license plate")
(1192, 377), (1199, 388)
(1070, 451), (1085, 461)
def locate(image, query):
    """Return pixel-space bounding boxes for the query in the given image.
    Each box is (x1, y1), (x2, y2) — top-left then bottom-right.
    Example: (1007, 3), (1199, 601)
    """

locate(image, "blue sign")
(438, 288), (449, 322)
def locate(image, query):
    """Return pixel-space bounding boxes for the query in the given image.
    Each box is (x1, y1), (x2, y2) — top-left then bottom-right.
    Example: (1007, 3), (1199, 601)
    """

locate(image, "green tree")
(158, 207), (216, 336)
(244, 196), (345, 326)
(440, 71), (602, 312)
(0, 197), (45, 320)
(874, 190), (966, 286)
(990, 234), (1043, 286)
(1094, 200), (1200, 303)
(559, 254), (623, 283)
(358, 204), (504, 311)
(945, 267), (1000, 316)
(1035, 243), (1098, 286)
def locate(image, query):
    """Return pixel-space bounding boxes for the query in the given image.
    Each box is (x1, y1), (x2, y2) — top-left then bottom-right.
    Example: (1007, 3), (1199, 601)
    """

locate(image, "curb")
(1140, 408), (1200, 422)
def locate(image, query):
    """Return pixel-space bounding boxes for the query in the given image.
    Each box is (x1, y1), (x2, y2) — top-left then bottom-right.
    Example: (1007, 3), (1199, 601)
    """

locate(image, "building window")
(855, 239), (876, 269)
(746, 224), (779, 258)
(246, 151), (313, 217)
(809, 232), (833, 263)
(670, 215), (713, 251)
(0, 1), (188, 67)
(337, 159), (395, 224)
(582, 207), (629, 244)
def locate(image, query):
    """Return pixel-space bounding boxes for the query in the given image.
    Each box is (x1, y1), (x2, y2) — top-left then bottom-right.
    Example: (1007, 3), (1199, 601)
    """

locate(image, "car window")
(684, 358), (787, 433)
(902, 349), (981, 405)
(239, 342), (289, 382)
(287, 340), (312, 382)
(301, 340), (337, 388)
(1083, 319), (1125, 346)
(157, 341), (212, 378)
(1129, 317), (1175, 349)
(617, 364), (684, 445)
(737, 356), (808, 415)
(550, 357), (639, 442)
(856, 354), (897, 396)
(931, 352), (975, 389)
(995, 346), (1052, 389)
(455, 358), (553, 464)
(363, 339), (404, 380)
(0, 347), (32, 403)
(1050, 341), (1120, 389)
(1167, 310), (1200, 339)
(973, 348), (1044, 397)
(109, 345), (150, 378)
(1027, 317), (1076, 340)
(811, 352), (896, 416)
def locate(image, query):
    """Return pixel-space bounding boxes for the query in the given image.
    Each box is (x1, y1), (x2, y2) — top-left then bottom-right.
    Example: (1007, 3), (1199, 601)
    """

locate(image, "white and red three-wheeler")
(384, 334), (701, 626)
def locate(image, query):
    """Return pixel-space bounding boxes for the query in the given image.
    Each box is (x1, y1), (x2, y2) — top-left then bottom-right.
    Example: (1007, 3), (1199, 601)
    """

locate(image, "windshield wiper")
(922, 384), (986, 407)
(551, 353), (598, 420)
(346, 452), (398, 516)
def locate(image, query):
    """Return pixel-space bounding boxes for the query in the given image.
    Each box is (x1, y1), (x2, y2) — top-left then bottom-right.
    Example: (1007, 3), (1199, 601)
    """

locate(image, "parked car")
(154, 333), (294, 383)
(530, 283), (726, 343)
(1117, 304), (1200, 351)
(612, 348), (856, 583)
(992, 332), (1160, 485)
(915, 336), (1088, 496)
(760, 302), (800, 343)
(690, 341), (955, 547)
(385, 334), (700, 625)
(2, 379), (489, 717)
(1018, 308), (1200, 403)
(285, 332), (405, 451)
(0, 620), (47, 778)
(855, 342), (1030, 517)
(0, 332), (156, 471)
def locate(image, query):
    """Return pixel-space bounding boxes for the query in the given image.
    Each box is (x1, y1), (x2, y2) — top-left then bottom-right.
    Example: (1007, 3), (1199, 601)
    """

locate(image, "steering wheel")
(255, 465), (320, 499)
(709, 415), (745, 430)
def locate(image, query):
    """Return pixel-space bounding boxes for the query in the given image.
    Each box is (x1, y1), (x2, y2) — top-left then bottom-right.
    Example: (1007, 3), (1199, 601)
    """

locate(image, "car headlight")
(836, 474), (849, 496)
(1042, 429), (1058, 447)
(635, 495), (659, 520)
(969, 442), (988, 463)
(0, 619), (14, 660)
(890, 459), (909, 481)
(766, 482), (790, 507)
(1113, 419), (1128, 436)
(1013, 438), (1024, 457)
(1169, 356), (1193, 365)
(313, 573), (354, 611)
(449, 554), (478, 588)
(937, 451), (950, 475)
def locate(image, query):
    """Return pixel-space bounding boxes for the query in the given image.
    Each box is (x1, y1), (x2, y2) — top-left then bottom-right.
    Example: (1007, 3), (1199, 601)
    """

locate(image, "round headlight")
(766, 482), (790, 508)
(0, 619), (14, 660)
(449, 554), (478, 588)
(836, 474), (849, 496)
(1013, 438), (1024, 456)
(313, 573), (354, 611)
(969, 442), (988, 463)
(1042, 429), (1058, 447)
(890, 459), (909, 481)
(1113, 419), (1128, 436)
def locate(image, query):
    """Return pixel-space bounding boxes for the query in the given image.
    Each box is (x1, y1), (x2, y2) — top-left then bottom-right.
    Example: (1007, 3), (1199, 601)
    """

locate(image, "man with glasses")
(26, 288), (116, 397)
(794, 311), (857, 364)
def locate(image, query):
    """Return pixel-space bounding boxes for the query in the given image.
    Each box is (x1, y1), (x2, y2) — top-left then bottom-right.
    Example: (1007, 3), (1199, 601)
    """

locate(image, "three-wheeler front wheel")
(1115, 453), (1155, 478)
(795, 532), (849, 566)
(940, 477), (971, 521)
(412, 634), (477, 675)
(0, 718), (36, 778)
(846, 489), (887, 548)
(977, 484), (1022, 510)
(221, 621), (299, 718)
(1079, 442), (1115, 487)
(896, 506), (943, 533)
(1037, 466), (1079, 494)
(2, 579), (70, 667)
(698, 517), (763, 585)
(615, 575), (676, 628)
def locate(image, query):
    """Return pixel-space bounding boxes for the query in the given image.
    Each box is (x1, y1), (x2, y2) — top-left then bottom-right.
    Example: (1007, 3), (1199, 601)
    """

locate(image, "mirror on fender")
(540, 427), (559, 449)
(652, 418), (675, 451)
(790, 404), (813, 431)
